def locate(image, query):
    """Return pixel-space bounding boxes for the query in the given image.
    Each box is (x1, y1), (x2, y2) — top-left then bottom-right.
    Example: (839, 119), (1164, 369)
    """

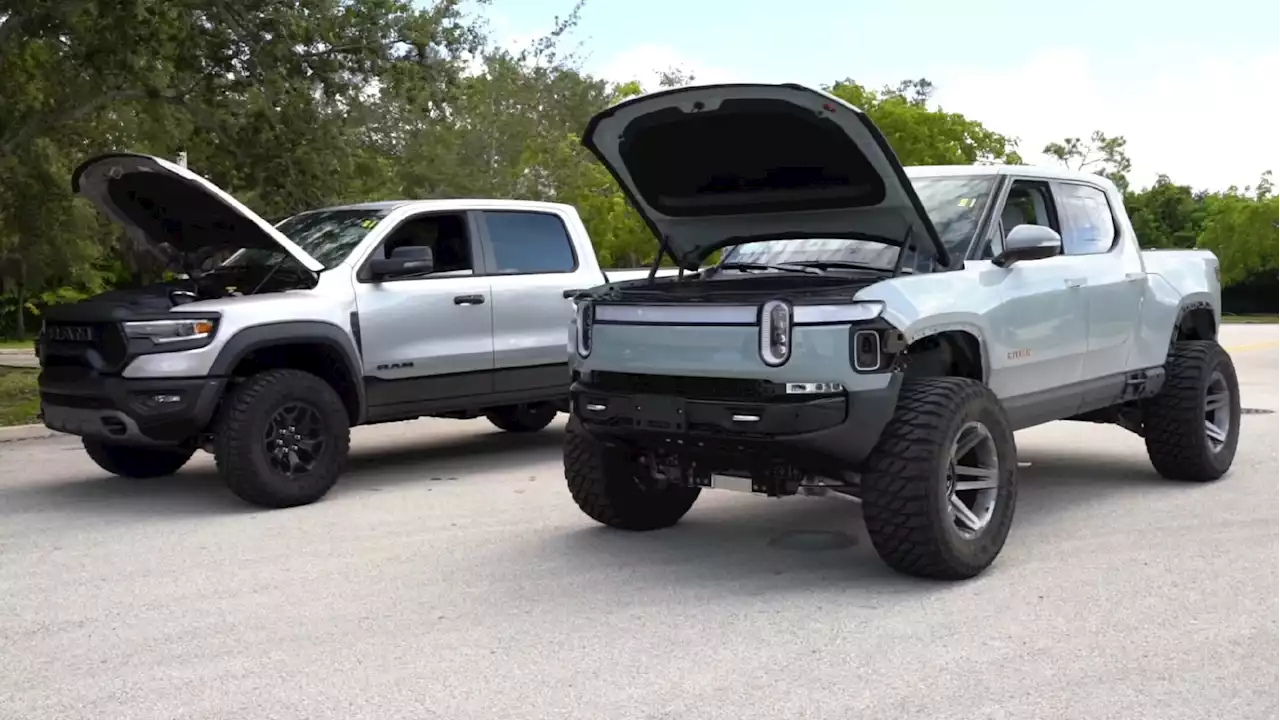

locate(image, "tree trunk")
(14, 282), (25, 339)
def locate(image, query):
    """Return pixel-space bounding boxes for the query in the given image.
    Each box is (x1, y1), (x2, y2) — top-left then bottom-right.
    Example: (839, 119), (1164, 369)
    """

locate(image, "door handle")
(453, 294), (485, 305)
(563, 288), (587, 299)
(1064, 277), (1087, 288)
(1125, 272), (1146, 282)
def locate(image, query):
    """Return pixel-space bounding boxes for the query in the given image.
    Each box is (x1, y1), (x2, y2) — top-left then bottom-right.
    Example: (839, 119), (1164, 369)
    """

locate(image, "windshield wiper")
(784, 260), (886, 272)
(714, 262), (824, 276)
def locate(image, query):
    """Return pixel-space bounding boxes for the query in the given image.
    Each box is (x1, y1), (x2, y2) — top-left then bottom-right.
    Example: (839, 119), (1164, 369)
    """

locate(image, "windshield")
(222, 207), (393, 270)
(718, 175), (997, 272)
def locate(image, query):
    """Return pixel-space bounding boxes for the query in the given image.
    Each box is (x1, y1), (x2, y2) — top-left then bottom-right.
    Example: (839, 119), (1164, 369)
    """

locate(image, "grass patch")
(0, 367), (39, 427)
(1222, 314), (1278, 324)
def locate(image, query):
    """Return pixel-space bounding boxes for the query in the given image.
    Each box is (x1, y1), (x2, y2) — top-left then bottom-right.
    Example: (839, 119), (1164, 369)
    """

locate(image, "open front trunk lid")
(582, 83), (950, 270)
(71, 153), (325, 273)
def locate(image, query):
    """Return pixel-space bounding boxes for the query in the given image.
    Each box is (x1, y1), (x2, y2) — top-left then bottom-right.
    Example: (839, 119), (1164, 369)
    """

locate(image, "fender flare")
(902, 321), (991, 383)
(1173, 299), (1217, 344)
(209, 321), (366, 423)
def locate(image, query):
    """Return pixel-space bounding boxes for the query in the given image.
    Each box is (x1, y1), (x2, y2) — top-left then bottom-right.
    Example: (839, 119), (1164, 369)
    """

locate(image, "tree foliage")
(0, 1), (1275, 336)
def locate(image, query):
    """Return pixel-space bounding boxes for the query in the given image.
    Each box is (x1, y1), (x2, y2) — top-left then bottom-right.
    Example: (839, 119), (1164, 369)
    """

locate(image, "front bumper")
(38, 368), (225, 445)
(570, 371), (902, 473)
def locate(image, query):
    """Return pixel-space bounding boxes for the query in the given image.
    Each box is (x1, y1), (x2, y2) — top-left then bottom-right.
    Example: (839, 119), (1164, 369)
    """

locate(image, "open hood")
(71, 153), (325, 273)
(582, 83), (951, 270)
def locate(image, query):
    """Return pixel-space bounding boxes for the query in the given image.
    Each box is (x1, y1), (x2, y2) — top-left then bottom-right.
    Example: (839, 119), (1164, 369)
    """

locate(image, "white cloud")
(929, 47), (1280, 191)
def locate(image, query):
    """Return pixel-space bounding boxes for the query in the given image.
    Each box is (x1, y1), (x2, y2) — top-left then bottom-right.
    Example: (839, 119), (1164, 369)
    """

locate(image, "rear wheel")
(564, 420), (700, 531)
(487, 402), (558, 433)
(859, 377), (1018, 580)
(1143, 340), (1241, 482)
(83, 439), (194, 479)
(214, 368), (351, 508)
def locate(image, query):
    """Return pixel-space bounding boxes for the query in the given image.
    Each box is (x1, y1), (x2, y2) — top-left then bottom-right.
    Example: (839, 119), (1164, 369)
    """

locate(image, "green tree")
(1043, 130), (1133, 192)
(827, 79), (1023, 166)
(1125, 175), (1209, 249)
(1196, 175), (1278, 285)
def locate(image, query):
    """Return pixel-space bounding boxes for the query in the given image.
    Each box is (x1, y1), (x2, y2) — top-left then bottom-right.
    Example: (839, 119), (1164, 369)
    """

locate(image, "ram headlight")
(124, 318), (217, 345)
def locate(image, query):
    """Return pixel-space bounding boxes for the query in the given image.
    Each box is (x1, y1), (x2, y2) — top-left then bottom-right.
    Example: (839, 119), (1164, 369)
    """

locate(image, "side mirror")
(368, 245), (434, 280)
(992, 225), (1062, 268)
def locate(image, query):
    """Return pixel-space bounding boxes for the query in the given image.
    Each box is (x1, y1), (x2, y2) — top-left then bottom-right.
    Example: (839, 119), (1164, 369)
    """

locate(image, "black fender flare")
(1172, 301), (1217, 345)
(209, 321), (366, 423)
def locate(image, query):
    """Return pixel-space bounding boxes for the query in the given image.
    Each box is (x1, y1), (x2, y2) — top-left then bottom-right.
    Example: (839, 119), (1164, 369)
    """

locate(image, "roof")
(904, 163), (1120, 190)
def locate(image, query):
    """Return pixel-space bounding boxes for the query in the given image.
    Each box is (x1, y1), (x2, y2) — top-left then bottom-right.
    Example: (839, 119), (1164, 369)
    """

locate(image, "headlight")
(124, 318), (217, 345)
(759, 299), (792, 366)
(575, 301), (593, 358)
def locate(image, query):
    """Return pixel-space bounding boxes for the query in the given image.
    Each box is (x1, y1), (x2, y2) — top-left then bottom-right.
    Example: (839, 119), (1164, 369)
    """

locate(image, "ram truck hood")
(71, 152), (324, 273)
(582, 83), (950, 271)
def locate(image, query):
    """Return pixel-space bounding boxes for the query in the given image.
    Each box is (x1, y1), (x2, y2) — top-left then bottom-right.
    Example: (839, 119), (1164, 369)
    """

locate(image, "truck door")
(477, 209), (582, 394)
(352, 211), (495, 413)
(1048, 180), (1146, 382)
(982, 178), (1090, 408)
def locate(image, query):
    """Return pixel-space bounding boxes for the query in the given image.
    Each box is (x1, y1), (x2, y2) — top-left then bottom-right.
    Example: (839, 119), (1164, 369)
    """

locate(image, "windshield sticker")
(957, 197), (975, 207)
(360, 219), (379, 229)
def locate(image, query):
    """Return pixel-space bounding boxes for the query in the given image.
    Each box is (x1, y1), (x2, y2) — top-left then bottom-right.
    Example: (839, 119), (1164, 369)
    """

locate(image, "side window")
(981, 179), (1057, 259)
(1052, 183), (1116, 256)
(482, 211), (577, 274)
(378, 212), (474, 276)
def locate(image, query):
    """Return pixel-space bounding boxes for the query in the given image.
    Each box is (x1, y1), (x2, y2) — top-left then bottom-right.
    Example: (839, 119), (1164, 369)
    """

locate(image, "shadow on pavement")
(0, 427), (567, 518)
(532, 445), (1199, 590)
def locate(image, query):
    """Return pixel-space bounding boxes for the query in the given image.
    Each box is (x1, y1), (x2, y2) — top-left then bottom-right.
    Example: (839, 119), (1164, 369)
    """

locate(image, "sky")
(476, 0), (1279, 193)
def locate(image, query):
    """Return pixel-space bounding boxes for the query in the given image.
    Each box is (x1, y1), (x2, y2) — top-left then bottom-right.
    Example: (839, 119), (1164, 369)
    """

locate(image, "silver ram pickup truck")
(35, 153), (659, 508)
(563, 82), (1240, 580)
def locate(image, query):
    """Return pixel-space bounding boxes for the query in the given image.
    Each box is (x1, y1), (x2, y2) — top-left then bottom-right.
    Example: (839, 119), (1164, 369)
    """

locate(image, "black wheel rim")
(263, 402), (326, 477)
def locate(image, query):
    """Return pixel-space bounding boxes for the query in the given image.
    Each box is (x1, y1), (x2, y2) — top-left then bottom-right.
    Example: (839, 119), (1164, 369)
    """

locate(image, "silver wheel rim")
(945, 421), (1000, 537)
(1204, 370), (1231, 453)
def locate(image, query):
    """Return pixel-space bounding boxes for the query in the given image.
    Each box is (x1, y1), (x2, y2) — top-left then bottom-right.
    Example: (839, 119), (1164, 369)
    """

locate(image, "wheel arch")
(209, 321), (366, 424)
(901, 326), (988, 383)
(1174, 302), (1217, 343)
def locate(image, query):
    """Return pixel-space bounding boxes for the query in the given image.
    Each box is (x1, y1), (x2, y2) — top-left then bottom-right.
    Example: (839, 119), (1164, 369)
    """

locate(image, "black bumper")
(39, 370), (225, 445)
(569, 373), (902, 472)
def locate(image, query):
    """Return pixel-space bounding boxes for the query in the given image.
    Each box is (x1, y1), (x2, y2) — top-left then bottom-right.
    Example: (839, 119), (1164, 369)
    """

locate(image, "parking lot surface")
(2, 325), (1276, 720)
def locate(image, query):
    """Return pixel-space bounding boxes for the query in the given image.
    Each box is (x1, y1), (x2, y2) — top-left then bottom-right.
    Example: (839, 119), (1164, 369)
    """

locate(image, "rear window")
(619, 98), (887, 217)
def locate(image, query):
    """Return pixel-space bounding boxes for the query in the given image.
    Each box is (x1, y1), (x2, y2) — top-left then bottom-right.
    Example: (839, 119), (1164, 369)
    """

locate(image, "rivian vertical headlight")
(759, 300), (792, 367)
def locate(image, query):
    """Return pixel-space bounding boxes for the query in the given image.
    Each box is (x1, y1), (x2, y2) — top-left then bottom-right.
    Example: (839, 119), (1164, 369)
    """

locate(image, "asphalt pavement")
(1, 325), (1276, 720)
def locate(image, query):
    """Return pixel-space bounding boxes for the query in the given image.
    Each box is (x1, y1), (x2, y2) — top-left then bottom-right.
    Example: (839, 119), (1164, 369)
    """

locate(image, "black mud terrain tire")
(860, 377), (1018, 581)
(487, 402), (558, 433)
(83, 439), (194, 479)
(1142, 340), (1241, 482)
(564, 419), (700, 530)
(213, 368), (351, 509)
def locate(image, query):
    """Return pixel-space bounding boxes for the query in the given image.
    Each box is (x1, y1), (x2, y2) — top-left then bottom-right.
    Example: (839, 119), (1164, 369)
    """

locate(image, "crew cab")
(561, 83), (1241, 580)
(36, 153), (657, 508)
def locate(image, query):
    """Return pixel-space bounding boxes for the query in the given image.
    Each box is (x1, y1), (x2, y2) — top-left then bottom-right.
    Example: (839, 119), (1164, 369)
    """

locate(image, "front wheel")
(564, 421), (700, 531)
(213, 369), (351, 509)
(83, 438), (194, 479)
(859, 377), (1018, 581)
(1142, 340), (1241, 482)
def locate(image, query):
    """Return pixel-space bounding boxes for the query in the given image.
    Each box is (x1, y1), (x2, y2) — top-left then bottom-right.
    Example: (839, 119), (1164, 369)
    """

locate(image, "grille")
(41, 322), (128, 370)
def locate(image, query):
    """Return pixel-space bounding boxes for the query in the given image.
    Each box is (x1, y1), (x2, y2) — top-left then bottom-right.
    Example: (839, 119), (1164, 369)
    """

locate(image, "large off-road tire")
(486, 402), (558, 433)
(83, 438), (194, 479)
(213, 368), (351, 509)
(859, 377), (1018, 581)
(564, 420), (700, 531)
(1142, 340), (1241, 482)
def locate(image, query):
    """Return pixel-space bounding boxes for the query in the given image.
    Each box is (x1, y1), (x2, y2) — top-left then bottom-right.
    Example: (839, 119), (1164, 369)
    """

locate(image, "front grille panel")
(583, 371), (786, 401)
(40, 322), (128, 370)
